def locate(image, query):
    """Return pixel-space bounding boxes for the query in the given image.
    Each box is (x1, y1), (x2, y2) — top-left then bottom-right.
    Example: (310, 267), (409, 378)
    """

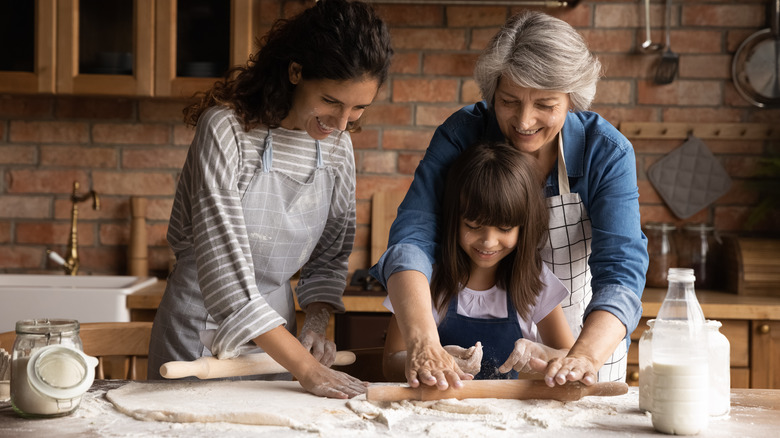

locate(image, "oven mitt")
(647, 135), (732, 219)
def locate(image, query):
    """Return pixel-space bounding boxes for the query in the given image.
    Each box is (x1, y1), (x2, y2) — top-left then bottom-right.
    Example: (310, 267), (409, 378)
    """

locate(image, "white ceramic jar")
(10, 319), (98, 418)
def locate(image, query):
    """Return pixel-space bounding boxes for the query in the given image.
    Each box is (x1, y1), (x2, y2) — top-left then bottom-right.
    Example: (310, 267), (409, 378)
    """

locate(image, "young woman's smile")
(281, 63), (379, 140)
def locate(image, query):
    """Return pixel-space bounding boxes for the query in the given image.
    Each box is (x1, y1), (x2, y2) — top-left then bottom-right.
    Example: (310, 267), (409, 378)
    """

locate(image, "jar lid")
(668, 267), (696, 282)
(15, 319), (80, 336)
(26, 345), (97, 400)
(643, 222), (677, 231)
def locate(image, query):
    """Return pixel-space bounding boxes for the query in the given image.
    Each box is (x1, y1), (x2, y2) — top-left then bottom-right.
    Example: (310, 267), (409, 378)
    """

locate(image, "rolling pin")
(366, 380), (628, 402)
(160, 351), (356, 379)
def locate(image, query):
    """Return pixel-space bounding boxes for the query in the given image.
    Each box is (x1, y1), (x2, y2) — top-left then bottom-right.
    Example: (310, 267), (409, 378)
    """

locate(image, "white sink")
(0, 275), (157, 332)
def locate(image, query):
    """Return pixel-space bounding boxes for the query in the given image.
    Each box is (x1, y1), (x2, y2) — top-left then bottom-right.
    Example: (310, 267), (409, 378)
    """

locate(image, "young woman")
(147, 0), (393, 399)
(382, 141), (574, 381)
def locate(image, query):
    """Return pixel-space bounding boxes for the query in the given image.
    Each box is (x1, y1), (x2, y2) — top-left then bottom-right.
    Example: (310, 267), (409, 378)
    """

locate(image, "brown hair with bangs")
(431, 141), (548, 320)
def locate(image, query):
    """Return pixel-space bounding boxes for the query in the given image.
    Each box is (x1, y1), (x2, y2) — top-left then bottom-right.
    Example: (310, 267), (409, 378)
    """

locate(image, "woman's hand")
(297, 363), (368, 399)
(406, 339), (472, 389)
(442, 342), (483, 376)
(498, 338), (567, 375)
(298, 303), (337, 366)
(528, 354), (598, 387)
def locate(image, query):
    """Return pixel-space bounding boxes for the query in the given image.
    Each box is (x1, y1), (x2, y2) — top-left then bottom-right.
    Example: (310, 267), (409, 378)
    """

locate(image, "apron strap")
(262, 130), (273, 173)
(556, 132), (570, 195)
(315, 140), (323, 169)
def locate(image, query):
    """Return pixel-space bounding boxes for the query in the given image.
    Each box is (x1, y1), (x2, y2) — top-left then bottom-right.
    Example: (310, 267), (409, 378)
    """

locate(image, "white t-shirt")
(382, 264), (569, 343)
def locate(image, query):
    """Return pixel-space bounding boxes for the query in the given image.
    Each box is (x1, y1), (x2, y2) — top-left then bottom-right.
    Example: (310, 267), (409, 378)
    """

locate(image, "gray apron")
(149, 130), (335, 379)
(541, 133), (628, 382)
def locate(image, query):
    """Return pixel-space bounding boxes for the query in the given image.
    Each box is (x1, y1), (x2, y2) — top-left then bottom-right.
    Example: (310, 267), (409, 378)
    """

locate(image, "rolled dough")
(106, 381), (363, 432)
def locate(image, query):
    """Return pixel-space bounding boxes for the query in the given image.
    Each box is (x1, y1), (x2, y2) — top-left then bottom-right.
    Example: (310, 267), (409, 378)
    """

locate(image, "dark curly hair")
(184, 0), (393, 132)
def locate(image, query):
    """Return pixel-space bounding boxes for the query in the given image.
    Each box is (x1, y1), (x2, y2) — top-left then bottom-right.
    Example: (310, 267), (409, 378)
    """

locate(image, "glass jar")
(651, 268), (709, 435)
(678, 224), (721, 290)
(644, 222), (678, 288)
(706, 320), (730, 417)
(10, 319), (98, 418)
(638, 319), (655, 412)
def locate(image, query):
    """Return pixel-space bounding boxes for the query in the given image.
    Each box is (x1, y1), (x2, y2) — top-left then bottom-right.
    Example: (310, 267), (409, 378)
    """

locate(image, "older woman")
(370, 11), (647, 389)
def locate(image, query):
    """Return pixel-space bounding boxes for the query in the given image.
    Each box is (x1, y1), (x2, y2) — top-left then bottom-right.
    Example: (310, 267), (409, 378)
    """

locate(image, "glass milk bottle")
(638, 319), (655, 412)
(706, 320), (730, 416)
(651, 268), (709, 436)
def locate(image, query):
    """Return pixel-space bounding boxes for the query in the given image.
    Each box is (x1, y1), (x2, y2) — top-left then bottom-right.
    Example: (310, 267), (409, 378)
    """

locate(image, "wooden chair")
(0, 321), (153, 380)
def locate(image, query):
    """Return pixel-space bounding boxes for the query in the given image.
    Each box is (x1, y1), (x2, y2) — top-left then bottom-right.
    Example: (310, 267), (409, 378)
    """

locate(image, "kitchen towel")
(647, 135), (732, 219)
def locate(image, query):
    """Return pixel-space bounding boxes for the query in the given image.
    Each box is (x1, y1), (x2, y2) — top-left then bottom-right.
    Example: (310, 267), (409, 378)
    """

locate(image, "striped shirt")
(166, 106), (355, 358)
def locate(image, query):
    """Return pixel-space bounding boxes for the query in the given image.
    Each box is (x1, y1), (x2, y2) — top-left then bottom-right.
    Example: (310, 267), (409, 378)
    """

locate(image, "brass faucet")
(49, 181), (100, 275)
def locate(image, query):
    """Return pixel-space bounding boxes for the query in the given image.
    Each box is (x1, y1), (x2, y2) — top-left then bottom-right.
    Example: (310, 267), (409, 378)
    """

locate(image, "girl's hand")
(529, 354), (599, 387)
(498, 338), (567, 375)
(298, 304), (336, 366)
(442, 342), (483, 376)
(297, 364), (368, 399)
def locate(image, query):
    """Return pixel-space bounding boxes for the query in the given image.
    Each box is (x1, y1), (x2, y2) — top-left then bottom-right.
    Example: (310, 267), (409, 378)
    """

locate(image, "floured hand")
(298, 364), (368, 399)
(498, 338), (568, 375)
(406, 340), (472, 389)
(298, 305), (336, 366)
(442, 342), (483, 376)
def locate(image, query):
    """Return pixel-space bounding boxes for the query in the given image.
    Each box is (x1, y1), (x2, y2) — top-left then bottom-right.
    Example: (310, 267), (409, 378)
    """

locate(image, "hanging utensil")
(641, 0), (663, 52)
(654, 0), (679, 84)
(732, 0), (780, 107)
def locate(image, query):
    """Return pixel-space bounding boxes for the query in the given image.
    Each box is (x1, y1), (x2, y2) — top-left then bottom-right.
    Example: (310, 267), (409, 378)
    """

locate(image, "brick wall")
(1, 0), (778, 276)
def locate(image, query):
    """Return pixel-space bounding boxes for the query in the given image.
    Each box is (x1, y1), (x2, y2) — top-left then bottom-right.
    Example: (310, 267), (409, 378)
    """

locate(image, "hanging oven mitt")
(647, 135), (732, 219)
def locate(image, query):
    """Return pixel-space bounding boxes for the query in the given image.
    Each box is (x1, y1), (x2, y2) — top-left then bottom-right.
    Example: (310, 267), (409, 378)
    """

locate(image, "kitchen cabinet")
(0, 0), (259, 97)
(0, 0), (56, 94)
(751, 320), (780, 388)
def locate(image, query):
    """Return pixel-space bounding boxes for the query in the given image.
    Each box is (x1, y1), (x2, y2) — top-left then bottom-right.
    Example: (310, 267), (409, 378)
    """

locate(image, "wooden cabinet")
(751, 321), (780, 388)
(0, 0), (261, 97)
(0, 0), (56, 94)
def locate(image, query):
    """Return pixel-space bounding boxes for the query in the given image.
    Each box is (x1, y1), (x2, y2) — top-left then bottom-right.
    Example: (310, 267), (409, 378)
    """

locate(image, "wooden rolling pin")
(160, 351), (356, 379)
(367, 380), (628, 402)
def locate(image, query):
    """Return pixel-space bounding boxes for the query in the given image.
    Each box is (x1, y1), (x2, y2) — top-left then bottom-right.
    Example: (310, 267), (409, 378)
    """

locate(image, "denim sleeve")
(581, 126), (648, 337)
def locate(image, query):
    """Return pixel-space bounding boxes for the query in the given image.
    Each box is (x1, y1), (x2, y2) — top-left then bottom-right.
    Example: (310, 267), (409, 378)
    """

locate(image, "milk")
(651, 360), (709, 435)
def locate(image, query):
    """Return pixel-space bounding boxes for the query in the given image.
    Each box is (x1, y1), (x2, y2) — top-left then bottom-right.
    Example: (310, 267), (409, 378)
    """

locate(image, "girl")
(382, 141), (574, 380)
(148, 0), (393, 399)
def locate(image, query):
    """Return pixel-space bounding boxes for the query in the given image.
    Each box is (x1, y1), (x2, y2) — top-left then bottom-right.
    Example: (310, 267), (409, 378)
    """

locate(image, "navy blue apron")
(437, 291), (523, 380)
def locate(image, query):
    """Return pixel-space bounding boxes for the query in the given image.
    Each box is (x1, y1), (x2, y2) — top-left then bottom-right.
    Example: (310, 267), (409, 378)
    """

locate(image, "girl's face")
(493, 77), (570, 158)
(282, 63), (379, 140)
(458, 218), (520, 272)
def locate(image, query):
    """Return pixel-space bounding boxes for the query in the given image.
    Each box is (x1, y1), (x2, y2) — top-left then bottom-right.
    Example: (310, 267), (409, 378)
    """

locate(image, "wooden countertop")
(128, 281), (780, 320)
(0, 382), (777, 437)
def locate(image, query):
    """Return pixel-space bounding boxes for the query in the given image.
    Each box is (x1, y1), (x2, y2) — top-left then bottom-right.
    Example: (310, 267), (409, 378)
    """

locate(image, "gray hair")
(474, 11), (602, 112)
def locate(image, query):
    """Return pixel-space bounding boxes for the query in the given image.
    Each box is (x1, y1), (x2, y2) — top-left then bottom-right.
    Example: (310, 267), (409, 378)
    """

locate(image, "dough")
(106, 380), (362, 432)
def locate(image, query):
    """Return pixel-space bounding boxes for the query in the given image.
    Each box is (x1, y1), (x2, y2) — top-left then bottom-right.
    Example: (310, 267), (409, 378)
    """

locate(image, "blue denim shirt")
(370, 101), (648, 336)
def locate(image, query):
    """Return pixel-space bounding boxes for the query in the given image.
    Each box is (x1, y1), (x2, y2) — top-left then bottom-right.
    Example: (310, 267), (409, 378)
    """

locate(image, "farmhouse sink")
(0, 275), (157, 332)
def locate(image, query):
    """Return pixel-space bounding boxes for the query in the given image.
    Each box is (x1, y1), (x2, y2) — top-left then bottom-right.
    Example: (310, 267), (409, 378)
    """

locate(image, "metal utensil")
(654, 0), (679, 84)
(641, 0), (663, 52)
(732, 0), (780, 107)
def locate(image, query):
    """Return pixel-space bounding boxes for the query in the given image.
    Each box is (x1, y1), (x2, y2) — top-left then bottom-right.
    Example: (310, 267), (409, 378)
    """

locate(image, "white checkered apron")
(540, 134), (628, 382)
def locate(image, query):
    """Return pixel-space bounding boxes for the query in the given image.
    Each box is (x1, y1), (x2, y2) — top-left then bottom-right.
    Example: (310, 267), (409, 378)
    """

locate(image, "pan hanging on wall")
(732, 0), (780, 108)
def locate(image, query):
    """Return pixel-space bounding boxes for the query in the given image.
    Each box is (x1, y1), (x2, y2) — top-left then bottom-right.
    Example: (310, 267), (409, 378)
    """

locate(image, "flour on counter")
(59, 381), (652, 438)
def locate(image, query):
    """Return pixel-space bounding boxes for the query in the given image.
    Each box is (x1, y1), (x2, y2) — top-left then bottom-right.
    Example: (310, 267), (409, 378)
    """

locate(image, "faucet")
(47, 181), (100, 275)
